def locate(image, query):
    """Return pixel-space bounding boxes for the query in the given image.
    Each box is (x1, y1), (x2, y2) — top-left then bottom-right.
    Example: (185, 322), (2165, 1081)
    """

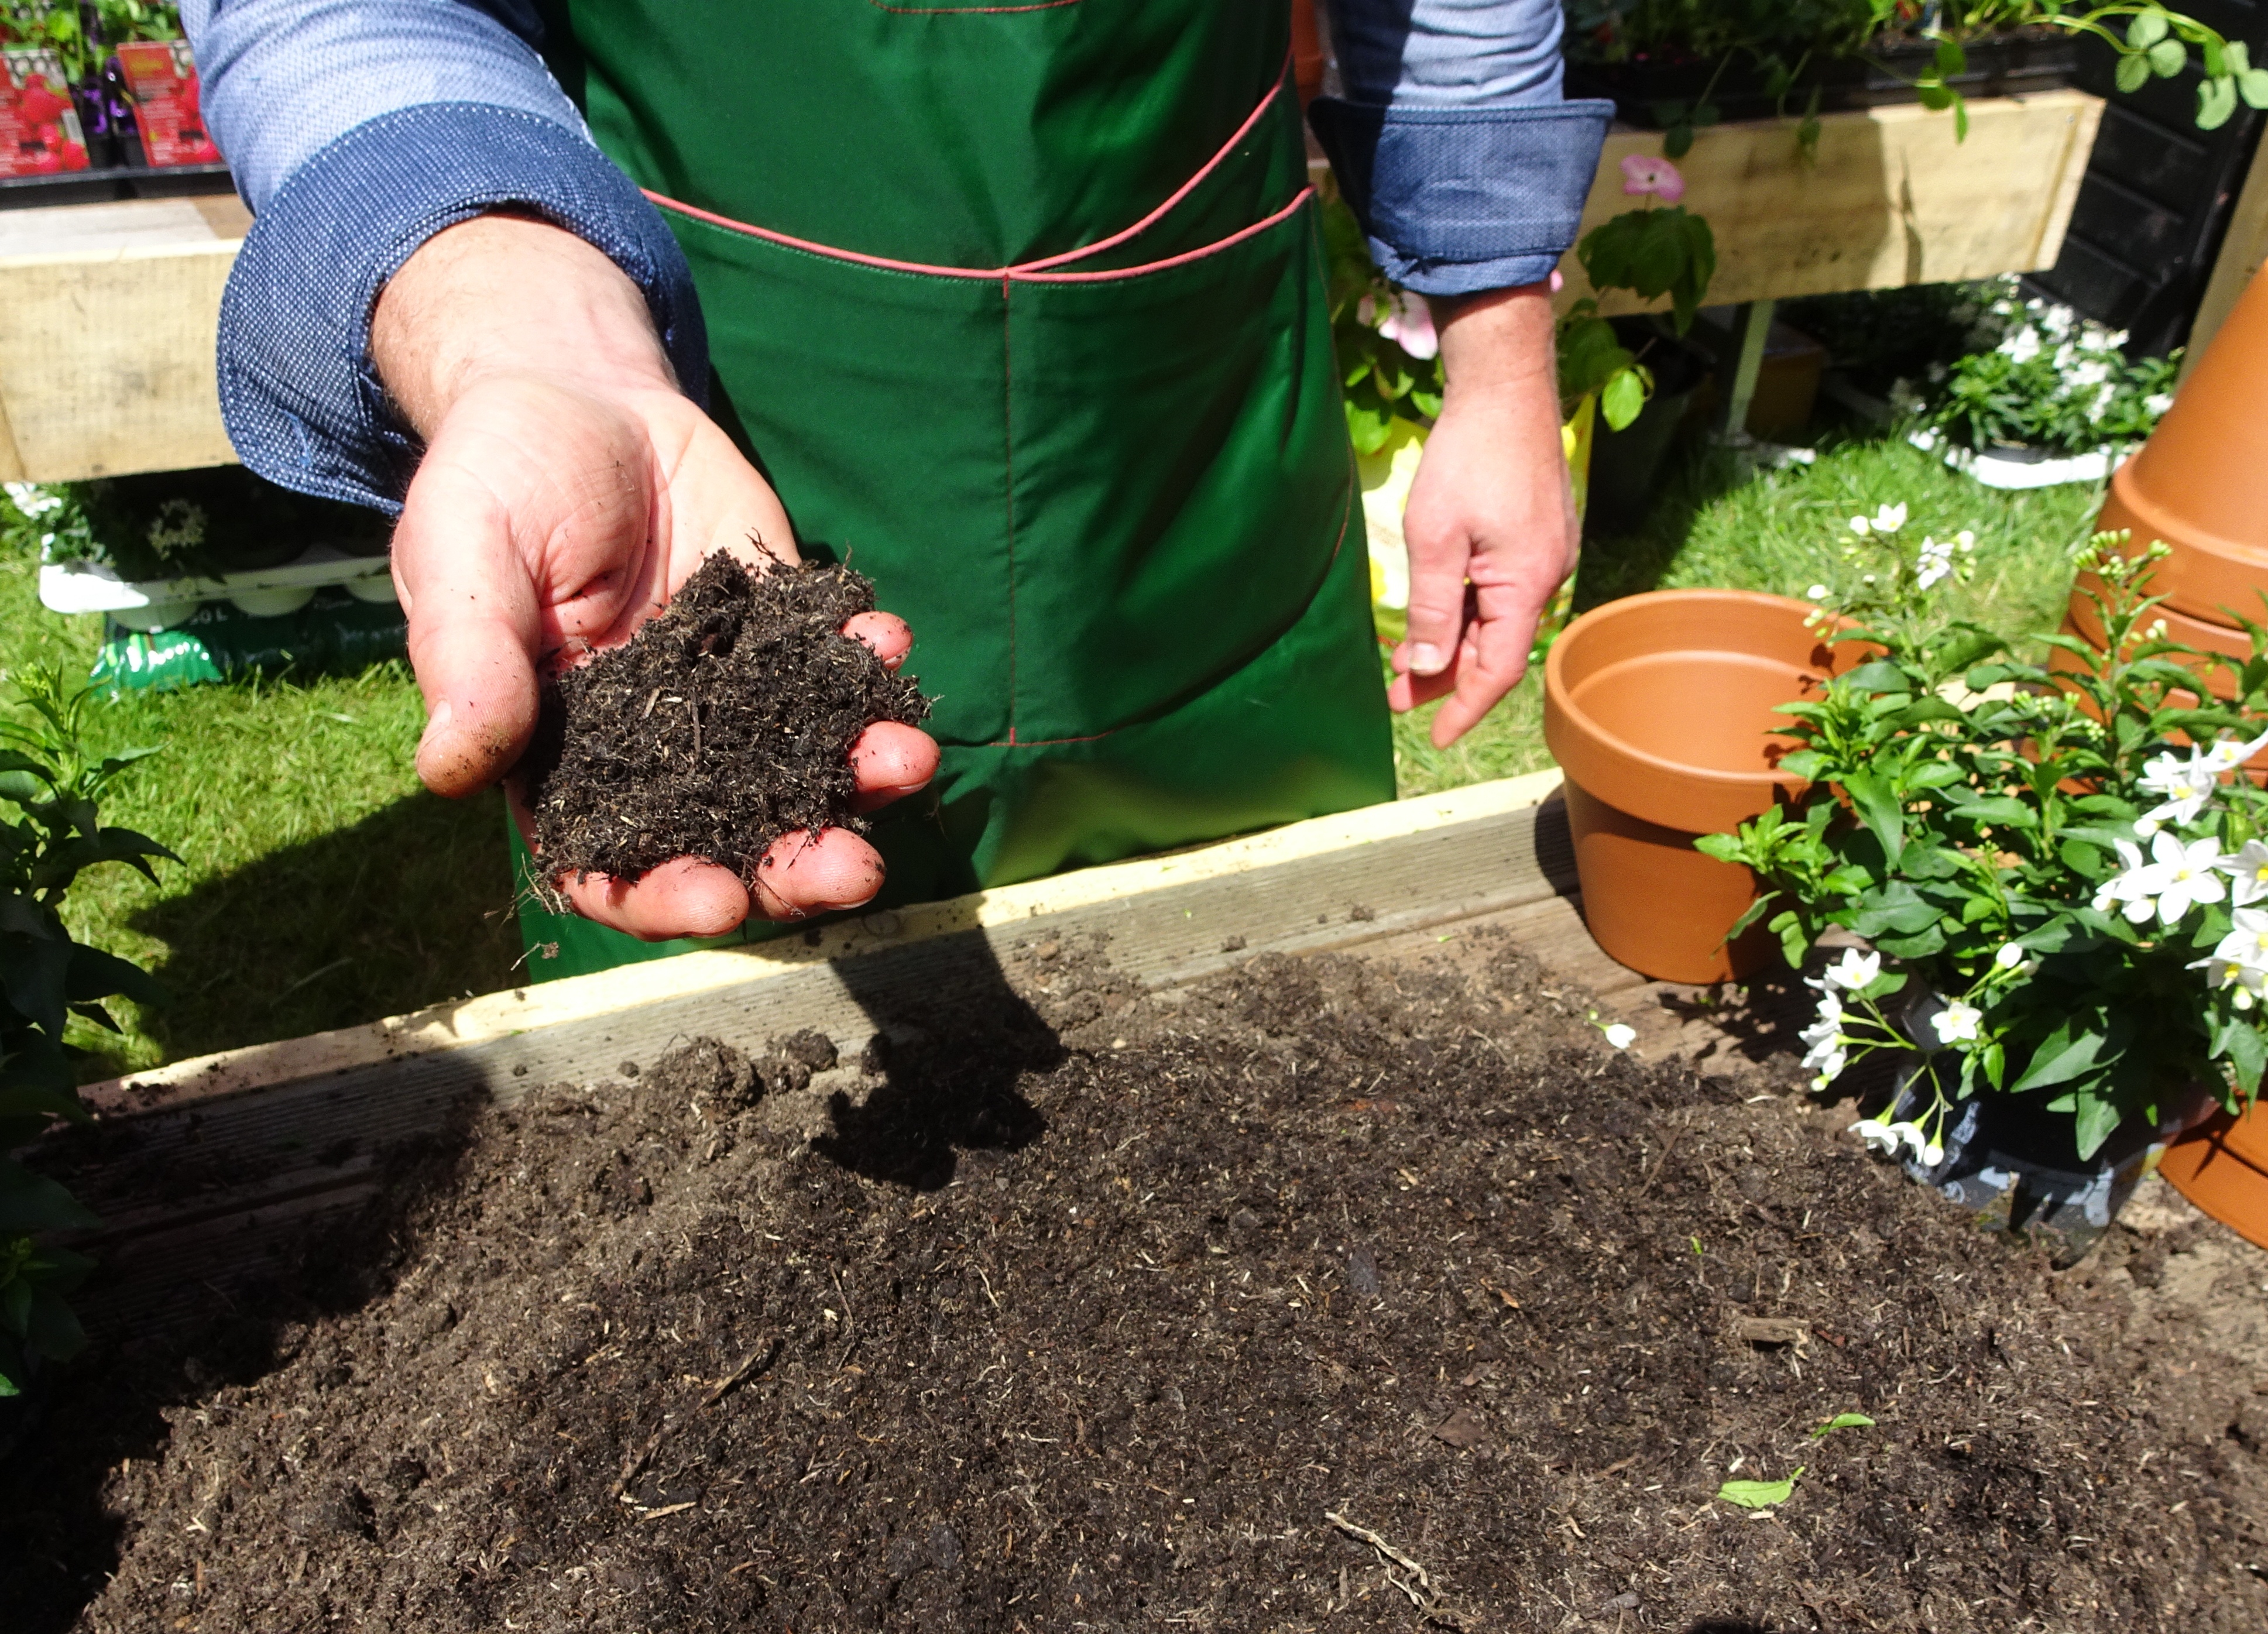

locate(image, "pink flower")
(1377, 290), (1438, 361)
(1620, 153), (1686, 204)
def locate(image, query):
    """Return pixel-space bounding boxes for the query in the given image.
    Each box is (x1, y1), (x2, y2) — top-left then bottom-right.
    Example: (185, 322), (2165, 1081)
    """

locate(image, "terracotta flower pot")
(2060, 585), (2255, 699)
(2094, 265), (2268, 623)
(1543, 589), (1859, 984)
(2158, 1102), (2268, 1251)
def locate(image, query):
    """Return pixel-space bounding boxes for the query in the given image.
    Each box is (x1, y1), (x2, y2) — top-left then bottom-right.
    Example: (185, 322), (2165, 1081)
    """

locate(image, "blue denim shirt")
(181, 0), (1610, 512)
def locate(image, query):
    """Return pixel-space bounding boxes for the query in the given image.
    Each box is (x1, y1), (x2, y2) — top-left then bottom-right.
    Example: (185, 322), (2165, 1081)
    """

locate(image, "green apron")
(516, 0), (1393, 979)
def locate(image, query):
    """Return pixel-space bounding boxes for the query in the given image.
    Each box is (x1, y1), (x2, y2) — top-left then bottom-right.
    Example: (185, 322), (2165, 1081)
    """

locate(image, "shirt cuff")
(217, 101), (708, 513)
(1309, 98), (1614, 300)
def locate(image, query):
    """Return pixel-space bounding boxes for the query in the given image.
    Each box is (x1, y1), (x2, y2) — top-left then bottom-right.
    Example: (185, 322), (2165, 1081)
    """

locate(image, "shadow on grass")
(1574, 437), (1758, 613)
(122, 788), (521, 1064)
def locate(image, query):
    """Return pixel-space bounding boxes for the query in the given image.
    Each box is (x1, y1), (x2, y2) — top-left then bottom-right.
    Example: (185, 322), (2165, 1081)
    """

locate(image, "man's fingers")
(560, 857), (752, 941)
(843, 610), (912, 671)
(1397, 524), (1474, 680)
(750, 828), (888, 919)
(850, 720), (939, 813)
(395, 460), (546, 798)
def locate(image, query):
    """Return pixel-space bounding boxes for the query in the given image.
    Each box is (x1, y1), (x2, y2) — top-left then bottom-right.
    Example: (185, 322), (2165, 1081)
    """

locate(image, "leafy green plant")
(1924, 287), (2177, 455)
(1700, 522), (2268, 1163)
(0, 666), (173, 1395)
(1717, 1466), (1804, 1507)
(1321, 197), (1446, 459)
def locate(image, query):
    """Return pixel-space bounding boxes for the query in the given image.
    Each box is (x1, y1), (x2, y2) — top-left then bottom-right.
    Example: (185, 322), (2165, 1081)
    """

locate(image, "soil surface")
(11, 938), (2268, 1632)
(522, 555), (928, 885)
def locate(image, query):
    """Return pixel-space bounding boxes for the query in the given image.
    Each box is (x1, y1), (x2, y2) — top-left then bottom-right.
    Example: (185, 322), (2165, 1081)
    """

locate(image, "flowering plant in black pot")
(1700, 527), (2268, 1192)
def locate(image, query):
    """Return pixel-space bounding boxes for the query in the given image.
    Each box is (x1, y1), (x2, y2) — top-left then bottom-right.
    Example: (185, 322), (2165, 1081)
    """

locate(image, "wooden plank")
(0, 197), (246, 482)
(2181, 129), (2268, 382)
(1556, 92), (2105, 316)
(53, 774), (1578, 1337)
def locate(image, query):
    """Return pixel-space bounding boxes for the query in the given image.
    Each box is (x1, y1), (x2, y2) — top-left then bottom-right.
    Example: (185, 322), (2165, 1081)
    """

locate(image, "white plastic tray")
(39, 544), (396, 631)
(1909, 429), (2126, 490)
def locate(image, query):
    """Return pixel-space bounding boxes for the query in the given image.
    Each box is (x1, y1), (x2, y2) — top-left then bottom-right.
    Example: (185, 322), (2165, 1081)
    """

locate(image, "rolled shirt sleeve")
(1312, 0), (1613, 298)
(183, 1), (706, 512)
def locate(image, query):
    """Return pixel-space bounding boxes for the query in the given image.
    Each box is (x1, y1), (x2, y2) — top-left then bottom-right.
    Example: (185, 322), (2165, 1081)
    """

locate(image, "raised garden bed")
(4, 778), (2267, 1630)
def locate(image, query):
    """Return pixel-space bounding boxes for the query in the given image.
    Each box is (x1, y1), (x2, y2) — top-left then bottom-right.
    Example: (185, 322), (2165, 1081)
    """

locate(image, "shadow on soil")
(121, 788), (521, 1065)
(0, 1100), (486, 1634)
(815, 929), (1058, 1191)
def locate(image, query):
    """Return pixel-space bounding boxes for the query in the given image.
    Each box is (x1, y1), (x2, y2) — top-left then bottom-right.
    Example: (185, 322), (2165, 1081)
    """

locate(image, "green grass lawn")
(3, 423), (2107, 1074)
(0, 528), (519, 1079)
(1391, 427), (2106, 795)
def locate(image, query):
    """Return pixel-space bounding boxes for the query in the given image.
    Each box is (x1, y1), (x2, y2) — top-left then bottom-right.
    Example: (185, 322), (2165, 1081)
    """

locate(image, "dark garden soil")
(522, 555), (929, 885)
(11, 936), (2268, 1632)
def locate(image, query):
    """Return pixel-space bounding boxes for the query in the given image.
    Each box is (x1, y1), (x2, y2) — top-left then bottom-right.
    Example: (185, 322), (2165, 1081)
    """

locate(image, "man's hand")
(1388, 283), (1579, 747)
(375, 212), (938, 939)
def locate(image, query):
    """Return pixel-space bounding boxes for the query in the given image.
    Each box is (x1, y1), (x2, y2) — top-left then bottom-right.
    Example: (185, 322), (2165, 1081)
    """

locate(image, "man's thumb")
(395, 478), (545, 799)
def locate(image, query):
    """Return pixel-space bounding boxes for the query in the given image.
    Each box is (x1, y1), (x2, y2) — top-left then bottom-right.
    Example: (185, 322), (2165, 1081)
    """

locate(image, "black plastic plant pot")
(1581, 322), (1713, 541)
(1885, 1067), (2191, 1265)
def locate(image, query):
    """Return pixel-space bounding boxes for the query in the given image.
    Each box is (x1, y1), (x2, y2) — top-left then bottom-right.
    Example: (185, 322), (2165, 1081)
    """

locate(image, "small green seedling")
(1690, 1236), (1704, 1256)
(1717, 1467), (1803, 1509)
(1811, 1412), (1875, 1440)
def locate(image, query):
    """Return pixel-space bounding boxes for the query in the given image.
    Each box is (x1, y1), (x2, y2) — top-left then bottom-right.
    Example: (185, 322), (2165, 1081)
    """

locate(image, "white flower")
(1993, 942), (2039, 977)
(2143, 392), (2174, 417)
(1920, 1140), (1946, 1169)
(1999, 327), (2043, 364)
(1817, 948), (1882, 993)
(1850, 1118), (1899, 1156)
(2138, 745), (2222, 825)
(2198, 727), (2268, 775)
(2092, 836), (2164, 923)
(3, 481), (63, 519)
(2065, 357), (2112, 391)
(1807, 584), (1830, 601)
(1915, 535), (1955, 591)
(1894, 1122), (1934, 1163)
(1931, 998), (1984, 1046)
(2218, 840), (2268, 908)
(1955, 530), (1976, 552)
(1850, 503), (1907, 535)
(2147, 830), (2226, 925)
(2197, 908), (2268, 994)
(1602, 1022), (1636, 1050)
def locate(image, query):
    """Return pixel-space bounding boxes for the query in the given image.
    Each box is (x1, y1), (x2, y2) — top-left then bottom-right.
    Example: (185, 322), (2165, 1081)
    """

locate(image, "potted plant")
(1912, 279), (2177, 489)
(1699, 527), (2268, 1253)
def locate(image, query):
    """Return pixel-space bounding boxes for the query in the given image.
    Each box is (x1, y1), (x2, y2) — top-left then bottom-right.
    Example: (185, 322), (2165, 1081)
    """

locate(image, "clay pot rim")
(1545, 587), (1837, 799)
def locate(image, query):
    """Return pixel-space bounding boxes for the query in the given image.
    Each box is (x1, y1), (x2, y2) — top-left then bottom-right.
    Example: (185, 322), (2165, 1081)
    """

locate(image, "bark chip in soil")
(521, 554), (929, 885)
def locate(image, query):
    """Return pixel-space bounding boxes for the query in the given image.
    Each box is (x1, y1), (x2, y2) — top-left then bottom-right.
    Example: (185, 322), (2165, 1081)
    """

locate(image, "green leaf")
(1934, 38), (1967, 77)
(2009, 1020), (2111, 1094)
(1717, 1468), (1803, 1509)
(2240, 68), (2268, 109)
(0, 1157), (100, 1234)
(1811, 1412), (1875, 1440)
(1951, 795), (2037, 829)
(2128, 9), (2171, 49)
(2073, 1090), (2124, 1160)
(2149, 38), (2188, 78)
(2116, 52), (2153, 93)
(65, 942), (162, 1010)
(2217, 1015), (2268, 1096)
(1601, 367), (1646, 432)
(1664, 123), (1694, 160)
(1841, 770), (1909, 866)
(2198, 75), (2238, 130)
(1841, 660), (1910, 695)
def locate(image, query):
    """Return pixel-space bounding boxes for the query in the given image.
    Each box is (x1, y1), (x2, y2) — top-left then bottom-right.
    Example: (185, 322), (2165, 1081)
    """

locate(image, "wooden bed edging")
(56, 771), (1574, 1340)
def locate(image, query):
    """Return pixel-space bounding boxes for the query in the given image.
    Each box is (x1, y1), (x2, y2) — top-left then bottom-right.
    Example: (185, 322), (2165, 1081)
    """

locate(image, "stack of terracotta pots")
(2060, 266), (2268, 709)
(2085, 265), (2268, 1247)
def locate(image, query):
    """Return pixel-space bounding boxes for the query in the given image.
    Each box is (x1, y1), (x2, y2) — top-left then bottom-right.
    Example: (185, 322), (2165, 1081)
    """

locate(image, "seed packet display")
(1, 45), (90, 176)
(115, 39), (215, 167)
